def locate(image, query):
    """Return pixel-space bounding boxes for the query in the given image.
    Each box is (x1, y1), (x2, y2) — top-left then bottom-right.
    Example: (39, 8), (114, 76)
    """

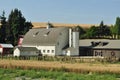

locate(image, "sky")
(0, 0), (120, 24)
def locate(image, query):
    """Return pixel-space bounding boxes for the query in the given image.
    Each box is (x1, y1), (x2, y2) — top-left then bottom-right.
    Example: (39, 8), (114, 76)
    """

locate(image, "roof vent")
(44, 31), (50, 36)
(33, 31), (39, 37)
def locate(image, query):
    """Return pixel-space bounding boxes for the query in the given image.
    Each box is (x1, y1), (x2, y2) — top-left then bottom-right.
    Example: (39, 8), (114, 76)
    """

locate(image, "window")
(43, 50), (45, 53)
(52, 50), (54, 53)
(47, 50), (50, 53)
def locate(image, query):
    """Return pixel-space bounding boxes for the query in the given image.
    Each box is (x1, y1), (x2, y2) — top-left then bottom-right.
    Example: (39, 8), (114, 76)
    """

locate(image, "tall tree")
(98, 21), (104, 37)
(98, 21), (111, 38)
(0, 11), (7, 43)
(7, 8), (33, 45)
(110, 25), (116, 39)
(114, 17), (120, 39)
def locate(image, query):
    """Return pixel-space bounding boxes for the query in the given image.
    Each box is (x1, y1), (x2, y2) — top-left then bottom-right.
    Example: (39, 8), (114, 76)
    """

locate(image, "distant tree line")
(0, 8), (33, 45)
(75, 17), (120, 39)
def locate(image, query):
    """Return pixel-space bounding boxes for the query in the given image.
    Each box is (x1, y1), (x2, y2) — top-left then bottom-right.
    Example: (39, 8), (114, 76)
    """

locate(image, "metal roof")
(79, 39), (120, 49)
(0, 43), (13, 48)
(22, 27), (69, 46)
(17, 47), (38, 51)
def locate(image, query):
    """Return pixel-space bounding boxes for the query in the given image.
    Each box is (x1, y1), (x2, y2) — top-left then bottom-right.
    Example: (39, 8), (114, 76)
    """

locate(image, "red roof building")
(0, 44), (13, 56)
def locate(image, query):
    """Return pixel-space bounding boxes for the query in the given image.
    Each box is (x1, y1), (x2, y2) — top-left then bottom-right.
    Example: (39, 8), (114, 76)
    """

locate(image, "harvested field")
(0, 59), (120, 74)
(32, 22), (98, 29)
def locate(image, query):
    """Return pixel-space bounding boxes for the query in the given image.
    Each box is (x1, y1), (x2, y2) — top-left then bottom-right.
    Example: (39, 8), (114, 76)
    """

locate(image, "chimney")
(46, 22), (51, 29)
(18, 35), (24, 47)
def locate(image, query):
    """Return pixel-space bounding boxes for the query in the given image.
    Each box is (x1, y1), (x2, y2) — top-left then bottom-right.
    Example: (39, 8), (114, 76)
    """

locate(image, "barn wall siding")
(93, 49), (120, 58)
(37, 46), (55, 56)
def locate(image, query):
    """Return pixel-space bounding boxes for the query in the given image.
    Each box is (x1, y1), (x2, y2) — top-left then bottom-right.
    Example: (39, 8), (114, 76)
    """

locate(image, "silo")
(69, 28), (72, 47)
(73, 31), (79, 48)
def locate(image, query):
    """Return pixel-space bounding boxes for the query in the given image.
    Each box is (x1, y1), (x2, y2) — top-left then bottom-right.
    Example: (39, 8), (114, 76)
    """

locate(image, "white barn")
(22, 27), (69, 56)
(14, 23), (79, 56)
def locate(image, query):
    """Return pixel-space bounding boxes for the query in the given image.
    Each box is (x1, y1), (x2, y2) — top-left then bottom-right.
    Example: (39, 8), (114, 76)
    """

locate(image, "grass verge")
(0, 68), (119, 80)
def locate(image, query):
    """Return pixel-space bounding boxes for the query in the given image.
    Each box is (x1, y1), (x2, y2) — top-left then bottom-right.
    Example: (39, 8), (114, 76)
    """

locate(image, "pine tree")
(7, 8), (33, 45)
(0, 11), (7, 43)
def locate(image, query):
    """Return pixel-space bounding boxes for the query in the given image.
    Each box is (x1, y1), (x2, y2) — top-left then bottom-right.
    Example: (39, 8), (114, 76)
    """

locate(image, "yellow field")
(0, 59), (120, 74)
(32, 22), (98, 29)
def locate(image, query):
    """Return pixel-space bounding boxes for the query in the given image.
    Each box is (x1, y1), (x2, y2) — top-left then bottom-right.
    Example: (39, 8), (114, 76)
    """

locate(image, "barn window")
(43, 50), (45, 53)
(95, 51), (98, 56)
(52, 50), (54, 53)
(47, 50), (50, 53)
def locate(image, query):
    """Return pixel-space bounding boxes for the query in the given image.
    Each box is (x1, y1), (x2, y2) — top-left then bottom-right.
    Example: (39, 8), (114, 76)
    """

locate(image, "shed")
(0, 43), (13, 56)
(14, 47), (39, 57)
(79, 39), (120, 58)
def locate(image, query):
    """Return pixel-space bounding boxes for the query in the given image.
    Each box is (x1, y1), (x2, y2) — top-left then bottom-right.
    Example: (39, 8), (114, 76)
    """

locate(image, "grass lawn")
(0, 68), (119, 80)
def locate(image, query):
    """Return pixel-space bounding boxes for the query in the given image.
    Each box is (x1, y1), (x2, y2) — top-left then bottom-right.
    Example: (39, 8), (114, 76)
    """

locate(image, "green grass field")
(0, 68), (119, 80)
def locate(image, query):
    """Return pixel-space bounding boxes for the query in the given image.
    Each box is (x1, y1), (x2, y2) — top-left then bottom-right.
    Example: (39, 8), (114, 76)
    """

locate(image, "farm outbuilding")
(0, 43), (13, 56)
(79, 40), (120, 58)
(14, 47), (39, 57)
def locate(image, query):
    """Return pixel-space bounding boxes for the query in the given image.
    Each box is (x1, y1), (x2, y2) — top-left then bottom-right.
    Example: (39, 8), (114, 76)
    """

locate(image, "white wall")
(66, 48), (79, 56)
(0, 48), (3, 54)
(14, 48), (20, 57)
(37, 46), (55, 56)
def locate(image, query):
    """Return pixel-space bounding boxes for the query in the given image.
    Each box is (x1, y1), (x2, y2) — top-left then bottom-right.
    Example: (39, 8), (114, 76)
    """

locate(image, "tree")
(0, 11), (7, 43)
(98, 21), (111, 38)
(85, 26), (98, 38)
(114, 17), (120, 39)
(98, 21), (105, 37)
(110, 25), (116, 39)
(7, 8), (33, 45)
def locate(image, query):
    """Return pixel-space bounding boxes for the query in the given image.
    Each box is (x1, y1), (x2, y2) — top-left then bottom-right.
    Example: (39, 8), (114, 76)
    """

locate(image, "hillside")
(32, 22), (98, 29)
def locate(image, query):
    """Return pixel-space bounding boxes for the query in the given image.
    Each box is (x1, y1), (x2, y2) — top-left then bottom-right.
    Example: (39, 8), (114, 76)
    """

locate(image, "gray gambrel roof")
(22, 27), (68, 46)
(79, 39), (120, 49)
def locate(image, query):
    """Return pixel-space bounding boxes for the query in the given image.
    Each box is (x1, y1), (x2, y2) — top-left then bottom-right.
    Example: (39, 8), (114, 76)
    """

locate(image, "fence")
(0, 55), (119, 63)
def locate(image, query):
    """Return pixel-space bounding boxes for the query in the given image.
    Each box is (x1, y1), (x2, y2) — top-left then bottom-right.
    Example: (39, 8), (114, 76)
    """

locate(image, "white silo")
(69, 28), (72, 47)
(67, 28), (79, 56)
(72, 29), (79, 56)
(73, 31), (79, 48)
